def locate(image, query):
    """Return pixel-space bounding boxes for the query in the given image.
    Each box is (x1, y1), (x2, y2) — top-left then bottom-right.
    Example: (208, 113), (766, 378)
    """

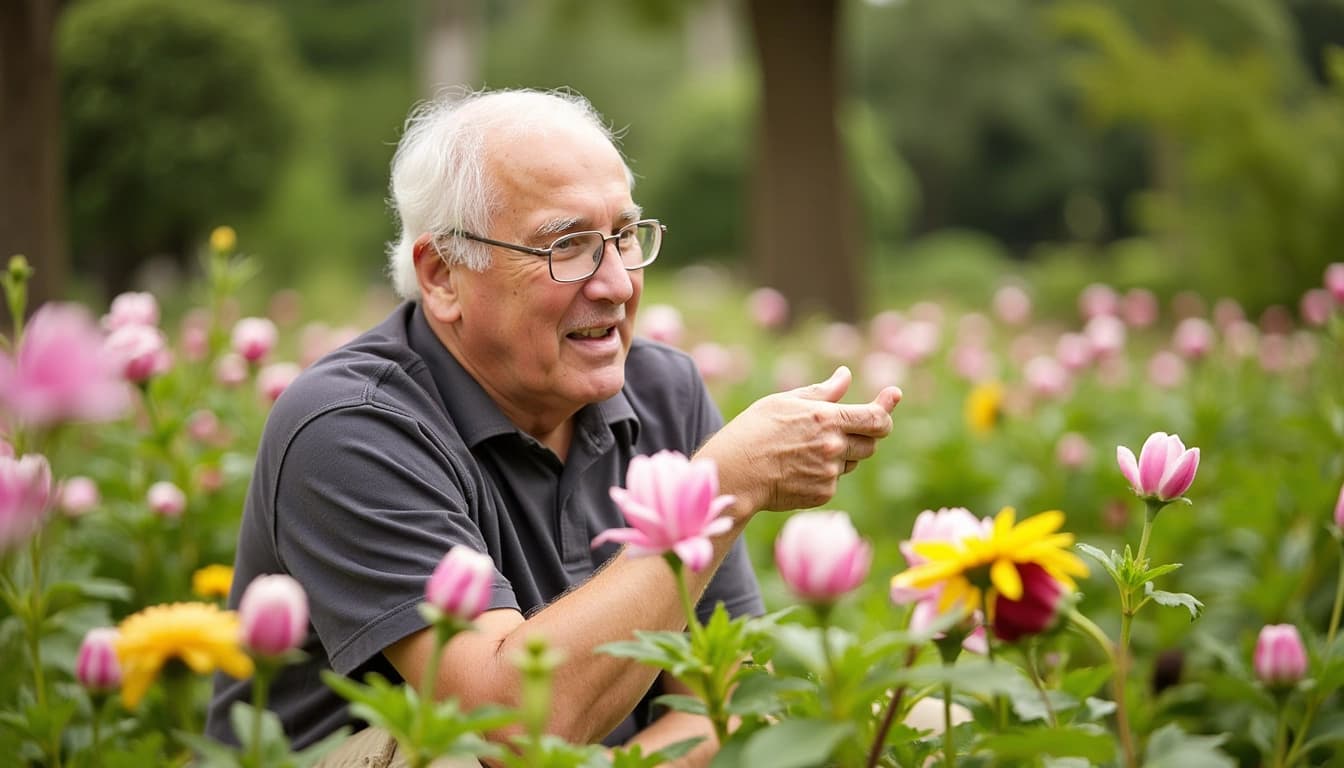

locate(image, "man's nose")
(583, 239), (635, 302)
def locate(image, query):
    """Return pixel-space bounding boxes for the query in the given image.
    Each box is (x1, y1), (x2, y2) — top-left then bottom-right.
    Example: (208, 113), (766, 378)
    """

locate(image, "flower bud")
(0, 453), (52, 551)
(1116, 432), (1199, 502)
(257, 362), (301, 403)
(105, 324), (172, 382)
(774, 511), (872, 603)
(211, 225), (238, 254)
(1335, 481), (1344, 530)
(748, 287), (789, 330)
(1254, 624), (1307, 687)
(215, 353), (249, 387)
(231, 317), (278, 363)
(58, 476), (100, 516)
(426, 546), (495, 621)
(992, 563), (1067, 642)
(146, 481), (186, 518)
(76, 627), (122, 692)
(239, 574), (309, 656)
(102, 292), (160, 331)
(1325, 262), (1344, 304)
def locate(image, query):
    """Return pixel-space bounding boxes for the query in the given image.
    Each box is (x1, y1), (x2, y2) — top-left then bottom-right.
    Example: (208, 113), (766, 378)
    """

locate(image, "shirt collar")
(405, 303), (640, 450)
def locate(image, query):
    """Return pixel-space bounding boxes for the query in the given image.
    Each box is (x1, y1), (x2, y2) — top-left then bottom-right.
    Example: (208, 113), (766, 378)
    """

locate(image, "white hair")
(385, 87), (634, 301)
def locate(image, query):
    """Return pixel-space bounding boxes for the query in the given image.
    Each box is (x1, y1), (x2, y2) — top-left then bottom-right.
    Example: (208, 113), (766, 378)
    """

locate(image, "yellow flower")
(965, 381), (1004, 435)
(192, 564), (234, 599)
(114, 602), (254, 708)
(210, 225), (237, 253)
(890, 507), (1088, 615)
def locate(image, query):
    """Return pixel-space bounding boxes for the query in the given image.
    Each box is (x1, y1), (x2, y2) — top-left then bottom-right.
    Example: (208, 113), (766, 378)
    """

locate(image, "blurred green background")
(5, 0), (1344, 322)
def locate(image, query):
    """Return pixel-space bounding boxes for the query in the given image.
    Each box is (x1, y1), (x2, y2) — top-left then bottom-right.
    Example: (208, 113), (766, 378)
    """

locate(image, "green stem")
(250, 664), (272, 768)
(1115, 600), (1138, 768)
(865, 648), (916, 768)
(1271, 708), (1290, 768)
(1135, 509), (1157, 569)
(1326, 555), (1344, 652)
(90, 696), (104, 768)
(1023, 644), (1058, 727)
(410, 623), (453, 768)
(671, 562), (728, 746)
(1067, 609), (1115, 662)
(942, 682), (956, 768)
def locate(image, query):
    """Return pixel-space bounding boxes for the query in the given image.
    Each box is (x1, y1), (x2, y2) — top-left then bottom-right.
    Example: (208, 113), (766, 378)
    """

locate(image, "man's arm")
(385, 366), (900, 745)
(621, 674), (721, 768)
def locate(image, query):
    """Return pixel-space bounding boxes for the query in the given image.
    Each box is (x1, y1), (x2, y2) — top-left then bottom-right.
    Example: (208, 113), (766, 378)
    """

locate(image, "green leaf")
(1075, 543), (1121, 584)
(652, 694), (707, 716)
(176, 731), (244, 768)
(1143, 723), (1235, 768)
(1140, 563), (1184, 582)
(725, 670), (813, 717)
(43, 578), (134, 615)
(1143, 582), (1203, 620)
(1060, 666), (1113, 701)
(892, 660), (1025, 698)
(976, 726), (1116, 762)
(768, 624), (828, 677)
(292, 727), (353, 768)
(742, 719), (854, 768)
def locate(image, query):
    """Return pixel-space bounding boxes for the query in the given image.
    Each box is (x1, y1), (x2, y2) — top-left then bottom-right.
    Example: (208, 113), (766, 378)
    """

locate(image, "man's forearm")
(623, 710), (718, 768)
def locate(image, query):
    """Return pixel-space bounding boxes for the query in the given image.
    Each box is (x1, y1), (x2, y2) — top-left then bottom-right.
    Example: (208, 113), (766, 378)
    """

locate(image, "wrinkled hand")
(697, 366), (901, 516)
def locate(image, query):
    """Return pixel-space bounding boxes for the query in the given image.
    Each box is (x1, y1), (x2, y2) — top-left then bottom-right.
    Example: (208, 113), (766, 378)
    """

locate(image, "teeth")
(571, 327), (608, 338)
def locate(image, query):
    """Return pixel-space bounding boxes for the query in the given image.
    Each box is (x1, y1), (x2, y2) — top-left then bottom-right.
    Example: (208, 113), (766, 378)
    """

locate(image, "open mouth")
(566, 326), (616, 341)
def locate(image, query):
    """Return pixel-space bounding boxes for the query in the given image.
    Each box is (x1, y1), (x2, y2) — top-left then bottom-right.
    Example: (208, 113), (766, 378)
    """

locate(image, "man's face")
(446, 123), (644, 426)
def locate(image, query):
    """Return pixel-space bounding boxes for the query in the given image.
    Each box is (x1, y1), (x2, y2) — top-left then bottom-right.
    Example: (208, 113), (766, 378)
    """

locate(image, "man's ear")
(413, 234), (462, 323)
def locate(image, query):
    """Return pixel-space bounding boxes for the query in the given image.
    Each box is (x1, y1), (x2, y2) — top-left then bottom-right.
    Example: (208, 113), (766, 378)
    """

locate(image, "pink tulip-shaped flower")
(239, 574), (309, 655)
(146, 481), (186, 518)
(0, 453), (52, 551)
(257, 362), (302, 403)
(1172, 318), (1216, 360)
(1325, 263), (1344, 304)
(1116, 432), (1200, 502)
(774, 511), (872, 603)
(102, 292), (160, 331)
(231, 317), (279, 363)
(592, 450), (736, 573)
(76, 627), (123, 692)
(1056, 432), (1093, 469)
(992, 284), (1032, 326)
(890, 507), (989, 653)
(1254, 624), (1307, 687)
(426, 546), (495, 621)
(0, 303), (131, 427)
(1334, 481), (1344, 530)
(1300, 289), (1333, 328)
(748, 287), (789, 330)
(991, 563), (1068, 642)
(58, 476), (100, 516)
(105, 324), (173, 382)
(637, 304), (686, 347)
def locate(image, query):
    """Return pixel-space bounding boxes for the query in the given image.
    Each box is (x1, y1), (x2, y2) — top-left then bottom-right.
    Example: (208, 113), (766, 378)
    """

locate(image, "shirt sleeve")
(272, 402), (519, 675)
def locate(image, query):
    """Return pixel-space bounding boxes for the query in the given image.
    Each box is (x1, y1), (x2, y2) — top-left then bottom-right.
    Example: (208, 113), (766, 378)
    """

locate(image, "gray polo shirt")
(206, 302), (763, 750)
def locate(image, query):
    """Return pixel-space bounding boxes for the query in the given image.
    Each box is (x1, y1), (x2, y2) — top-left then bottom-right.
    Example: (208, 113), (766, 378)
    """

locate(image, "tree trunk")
(420, 0), (481, 98)
(745, 0), (861, 323)
(1, 0), (67, 319)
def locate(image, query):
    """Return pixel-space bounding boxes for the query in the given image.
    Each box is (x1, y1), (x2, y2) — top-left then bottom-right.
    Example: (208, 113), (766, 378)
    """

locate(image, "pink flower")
(1121, 288), (1159, 328)
(1078, 283), (1119, 320)
(1147, 351), (1187, 390)
(1172, 318), (1216, 360)
(1326, 263), (1344, 304)
(76, 627), (122, 692)
(991, 563), (1068, 642)
(1116, 432), (1200, 502)
(0, 453), (52, 551)
(105, 324), (173, 382)
(637, 304), (686, 347)
(231, 317), (278, 363)
(592, 450), (736, 573)
(426, 546), (495, 621)
(102, 292), (160, 331)
(1334, 481), (1344, 530)
(257, 362), (301, 403)
(186, 409), (222, 444)
(890, 508), (989, 653)
(774, 511), (872, 603)
(1300, 289), (1333, 328)
(1212, 298), (1245, 330)
(992, 284), (1031, 325)
(58, 476), (100, 516)
(215, 353), (249, 387)
(690, 343), (733, 384)
(748, 287), (789, 330)
(239, 574), (309, 655)
(1084, 315), (1126, 357)
(0, 303), (131, 426)
(146, 481), (186, 518)
(1254, 624), (1307, 687)
(1056, 432), (1092, 469)
(1024, 356), (1070, 399)
(1055, 333), (1093, 372)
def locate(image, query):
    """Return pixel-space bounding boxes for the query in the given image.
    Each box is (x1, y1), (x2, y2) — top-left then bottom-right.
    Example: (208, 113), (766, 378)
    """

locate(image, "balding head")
(385, 89), (634, 301)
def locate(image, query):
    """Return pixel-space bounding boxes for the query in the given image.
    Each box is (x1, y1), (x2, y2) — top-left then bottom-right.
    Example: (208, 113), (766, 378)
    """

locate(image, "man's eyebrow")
(534, 207), (644, 239)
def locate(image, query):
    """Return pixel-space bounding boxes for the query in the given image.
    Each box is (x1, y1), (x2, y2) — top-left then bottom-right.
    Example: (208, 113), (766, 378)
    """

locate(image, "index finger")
(833, 400), (895, 438)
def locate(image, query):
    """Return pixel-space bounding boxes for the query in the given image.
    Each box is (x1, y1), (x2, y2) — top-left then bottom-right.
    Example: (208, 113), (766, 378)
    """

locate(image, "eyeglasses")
(447, 219), (665, 283)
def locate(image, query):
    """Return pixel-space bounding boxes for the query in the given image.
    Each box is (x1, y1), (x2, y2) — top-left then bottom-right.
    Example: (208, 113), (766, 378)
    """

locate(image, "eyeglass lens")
(549, 222), (660, 281)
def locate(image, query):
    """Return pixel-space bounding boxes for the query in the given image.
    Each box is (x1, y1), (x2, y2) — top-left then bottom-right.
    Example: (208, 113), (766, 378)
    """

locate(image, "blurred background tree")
(3, 0), (1341, 320)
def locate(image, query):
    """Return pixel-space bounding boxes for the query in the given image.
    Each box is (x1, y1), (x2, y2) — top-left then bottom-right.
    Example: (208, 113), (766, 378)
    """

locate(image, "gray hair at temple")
(385, 88), (635, 301)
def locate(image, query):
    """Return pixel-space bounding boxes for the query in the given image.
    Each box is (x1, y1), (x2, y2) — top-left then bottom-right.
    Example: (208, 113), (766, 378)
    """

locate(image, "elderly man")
(207, 89), (900, 763)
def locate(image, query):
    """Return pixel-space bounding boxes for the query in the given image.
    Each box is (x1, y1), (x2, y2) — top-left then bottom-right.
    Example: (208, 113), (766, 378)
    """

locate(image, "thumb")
(874, 385), (903, 413)
(795, 365), (851, 403)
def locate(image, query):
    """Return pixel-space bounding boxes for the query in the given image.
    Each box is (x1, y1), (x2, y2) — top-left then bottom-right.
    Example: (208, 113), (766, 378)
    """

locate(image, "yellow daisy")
(192, 564), (234, 599)
(890, 507), (1088, 614)
(965, 381), (1004, 435)
(210, 225), (237, 253)
(114, 602), (254, 708)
